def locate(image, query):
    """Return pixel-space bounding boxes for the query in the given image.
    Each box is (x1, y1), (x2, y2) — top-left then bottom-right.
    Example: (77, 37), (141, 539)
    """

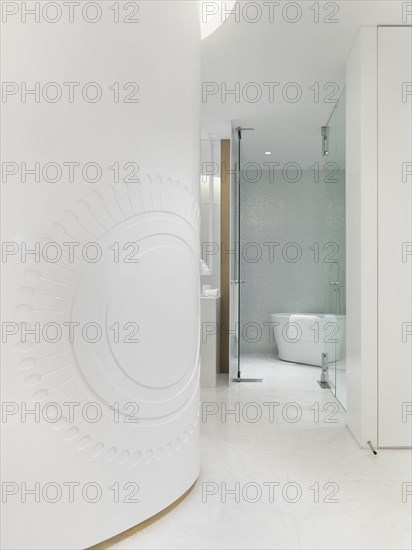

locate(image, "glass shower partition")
(322, 88), (346, 408)
(229, 127), (240, 383)
(229, 126), (262, 384)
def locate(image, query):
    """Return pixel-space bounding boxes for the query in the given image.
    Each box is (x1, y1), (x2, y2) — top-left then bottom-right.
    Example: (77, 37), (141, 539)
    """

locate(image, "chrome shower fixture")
(321, 125), (329, 156)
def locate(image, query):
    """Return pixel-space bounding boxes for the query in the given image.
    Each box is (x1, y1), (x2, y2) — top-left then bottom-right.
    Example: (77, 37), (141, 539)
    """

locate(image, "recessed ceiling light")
(264, 151), (272, 155)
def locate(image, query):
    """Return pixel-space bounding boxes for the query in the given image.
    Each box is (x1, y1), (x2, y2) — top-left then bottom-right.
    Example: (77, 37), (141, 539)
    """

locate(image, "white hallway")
(1, 2), (411, 548)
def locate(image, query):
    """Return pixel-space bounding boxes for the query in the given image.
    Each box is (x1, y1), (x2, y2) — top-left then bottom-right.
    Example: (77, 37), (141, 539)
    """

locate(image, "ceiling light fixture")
(264, 151), (272, 155)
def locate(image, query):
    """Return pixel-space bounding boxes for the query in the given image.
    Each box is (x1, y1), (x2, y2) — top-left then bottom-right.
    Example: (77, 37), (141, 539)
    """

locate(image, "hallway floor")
(110, 355), (412, 550)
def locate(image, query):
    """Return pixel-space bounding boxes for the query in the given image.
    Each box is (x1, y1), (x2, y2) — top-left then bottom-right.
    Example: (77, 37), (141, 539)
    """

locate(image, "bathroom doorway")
(229, 92), (347, 407)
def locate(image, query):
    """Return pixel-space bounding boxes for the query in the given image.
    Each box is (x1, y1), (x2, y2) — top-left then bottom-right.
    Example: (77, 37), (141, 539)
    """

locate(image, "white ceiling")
(201, 0), (406, 165)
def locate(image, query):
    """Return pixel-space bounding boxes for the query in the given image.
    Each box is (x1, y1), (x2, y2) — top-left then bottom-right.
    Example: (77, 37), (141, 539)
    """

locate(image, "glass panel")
(323, 88), (346, 407)
(230, 97), (345, 399)
(229, 127), (240, 382)
(335, 88), (347, 408)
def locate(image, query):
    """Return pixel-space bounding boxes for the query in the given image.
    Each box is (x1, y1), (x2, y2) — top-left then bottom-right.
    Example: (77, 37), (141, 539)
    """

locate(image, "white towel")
(204, 289), (219, 297)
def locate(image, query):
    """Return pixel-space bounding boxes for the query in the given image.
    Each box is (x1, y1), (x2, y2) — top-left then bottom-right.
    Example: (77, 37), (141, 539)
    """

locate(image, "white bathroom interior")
(197, 7), (411, 545)
(198, 3), (409, 424)
(200, 19), (349, 406)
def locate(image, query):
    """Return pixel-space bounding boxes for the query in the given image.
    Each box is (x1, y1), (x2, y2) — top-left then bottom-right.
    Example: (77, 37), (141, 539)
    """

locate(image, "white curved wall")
(1, 2), (200, 548)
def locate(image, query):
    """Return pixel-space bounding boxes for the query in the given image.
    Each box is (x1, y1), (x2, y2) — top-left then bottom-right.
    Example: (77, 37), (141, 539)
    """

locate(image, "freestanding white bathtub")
(270, 313), (345, 367)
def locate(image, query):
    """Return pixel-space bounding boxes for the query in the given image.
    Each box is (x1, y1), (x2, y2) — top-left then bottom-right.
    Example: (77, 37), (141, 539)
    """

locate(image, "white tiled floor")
(110, 355), (412, 550)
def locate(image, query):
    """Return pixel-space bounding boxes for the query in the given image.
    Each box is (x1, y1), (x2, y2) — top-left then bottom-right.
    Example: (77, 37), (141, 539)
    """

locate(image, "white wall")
(239, 169), (346, 355)
(1, 2), (201, 548)
(346, 26), (412, 448)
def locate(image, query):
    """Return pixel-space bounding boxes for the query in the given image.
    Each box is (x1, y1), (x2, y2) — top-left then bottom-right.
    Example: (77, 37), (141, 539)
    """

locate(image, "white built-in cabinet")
(346, 26), (412, 449)
(377, 27), (412, 447)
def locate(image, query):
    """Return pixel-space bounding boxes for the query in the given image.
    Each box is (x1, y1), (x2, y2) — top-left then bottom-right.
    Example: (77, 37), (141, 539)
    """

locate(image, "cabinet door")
(378, 26), (412, 447)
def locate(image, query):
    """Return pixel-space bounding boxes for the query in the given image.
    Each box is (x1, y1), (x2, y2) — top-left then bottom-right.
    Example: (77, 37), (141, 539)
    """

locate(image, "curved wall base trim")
(88, 480), (198, 550)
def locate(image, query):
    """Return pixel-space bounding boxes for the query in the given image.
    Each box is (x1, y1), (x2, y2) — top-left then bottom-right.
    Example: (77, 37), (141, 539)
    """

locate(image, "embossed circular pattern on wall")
(15, 177), (201, 465)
